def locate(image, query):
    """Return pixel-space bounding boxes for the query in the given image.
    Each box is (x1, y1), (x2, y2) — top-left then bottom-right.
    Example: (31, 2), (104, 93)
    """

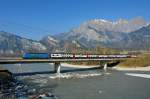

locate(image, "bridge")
(0, 55), (136, 74)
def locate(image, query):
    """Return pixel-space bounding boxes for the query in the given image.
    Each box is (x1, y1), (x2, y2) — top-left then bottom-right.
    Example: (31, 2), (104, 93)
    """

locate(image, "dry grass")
(119, 54), (150, 67)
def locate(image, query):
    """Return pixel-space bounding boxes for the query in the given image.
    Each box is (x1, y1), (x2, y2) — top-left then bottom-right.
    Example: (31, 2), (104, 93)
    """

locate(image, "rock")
(0, 67), (13, 84)
(0, 68), (12, 79)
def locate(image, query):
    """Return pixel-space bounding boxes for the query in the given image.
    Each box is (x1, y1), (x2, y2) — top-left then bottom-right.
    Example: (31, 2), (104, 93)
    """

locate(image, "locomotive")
(22, 53), (135, 59)
(23, 53), (49, 59)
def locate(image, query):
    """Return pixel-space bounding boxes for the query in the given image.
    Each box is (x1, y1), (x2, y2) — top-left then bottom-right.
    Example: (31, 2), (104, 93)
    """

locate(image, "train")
(23, 53), (49, 59)
(22, 53), (136, 59)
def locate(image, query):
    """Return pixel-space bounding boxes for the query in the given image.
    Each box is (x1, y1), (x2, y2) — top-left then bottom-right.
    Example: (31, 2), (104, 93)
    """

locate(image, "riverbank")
(61, 63), (150, 71)
(114, 66), (150, 71)
(61, 63), (100, 68)
(0, 67), (12, 80)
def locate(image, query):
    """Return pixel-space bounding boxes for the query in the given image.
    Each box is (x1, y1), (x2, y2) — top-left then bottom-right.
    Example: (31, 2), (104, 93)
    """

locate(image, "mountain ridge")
(0, 17), (150, 55)
(53, 17), (150, 50)
(0, 31), (47, 55)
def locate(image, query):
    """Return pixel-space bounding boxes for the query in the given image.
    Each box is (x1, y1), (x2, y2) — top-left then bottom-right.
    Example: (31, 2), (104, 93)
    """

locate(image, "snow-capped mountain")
(40, 35), (60, 51)
(1, 17), (150, 55)
(84, 17), (148, 33)
(125, 24), (150, 50)
(0, 31), (47, 55)
(54, 17), (150, 49)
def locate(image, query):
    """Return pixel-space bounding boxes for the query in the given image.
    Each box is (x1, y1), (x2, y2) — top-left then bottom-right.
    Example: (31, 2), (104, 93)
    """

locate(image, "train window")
(62, 54), (73, 57)
(51, 54), (62, 57)
(75, 54), (87, 57)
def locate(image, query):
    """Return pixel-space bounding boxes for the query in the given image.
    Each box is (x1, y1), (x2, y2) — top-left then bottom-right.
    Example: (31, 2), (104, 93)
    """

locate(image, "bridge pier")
(103, 63), (107, 72)
(54, 62), (61, 74)
(15, 63), (23, 73)
(99, 61), (108, 71)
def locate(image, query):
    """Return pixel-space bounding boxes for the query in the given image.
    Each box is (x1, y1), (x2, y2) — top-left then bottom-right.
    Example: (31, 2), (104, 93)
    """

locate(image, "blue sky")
(0, 0), (150, 40)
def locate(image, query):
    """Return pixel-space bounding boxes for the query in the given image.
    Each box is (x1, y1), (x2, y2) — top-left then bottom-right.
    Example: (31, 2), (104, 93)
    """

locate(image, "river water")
(1, 63), (150, 99)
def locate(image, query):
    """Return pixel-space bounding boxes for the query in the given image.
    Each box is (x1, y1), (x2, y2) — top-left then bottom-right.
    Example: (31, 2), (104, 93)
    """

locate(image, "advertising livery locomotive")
(23, 53), (135, 59)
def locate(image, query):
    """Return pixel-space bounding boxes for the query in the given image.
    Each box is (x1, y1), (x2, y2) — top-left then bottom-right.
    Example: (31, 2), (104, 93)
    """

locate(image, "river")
(1, 63), (150, 99)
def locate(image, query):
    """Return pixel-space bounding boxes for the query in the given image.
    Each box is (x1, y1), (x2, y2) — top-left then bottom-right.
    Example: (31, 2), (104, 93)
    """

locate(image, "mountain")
(79, 17), (147, 33)
(125, 24), (150, 50)
(40, 35), (60, 52)
(1, 17), (150, 55)
(40, 35), (86, 52)
(54, 17), (149, 49)
(0, 31), (47, 55)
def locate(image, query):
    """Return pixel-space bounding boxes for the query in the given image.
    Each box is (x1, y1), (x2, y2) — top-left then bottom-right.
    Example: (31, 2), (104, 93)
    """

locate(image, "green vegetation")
(118, 54), (150, 67)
